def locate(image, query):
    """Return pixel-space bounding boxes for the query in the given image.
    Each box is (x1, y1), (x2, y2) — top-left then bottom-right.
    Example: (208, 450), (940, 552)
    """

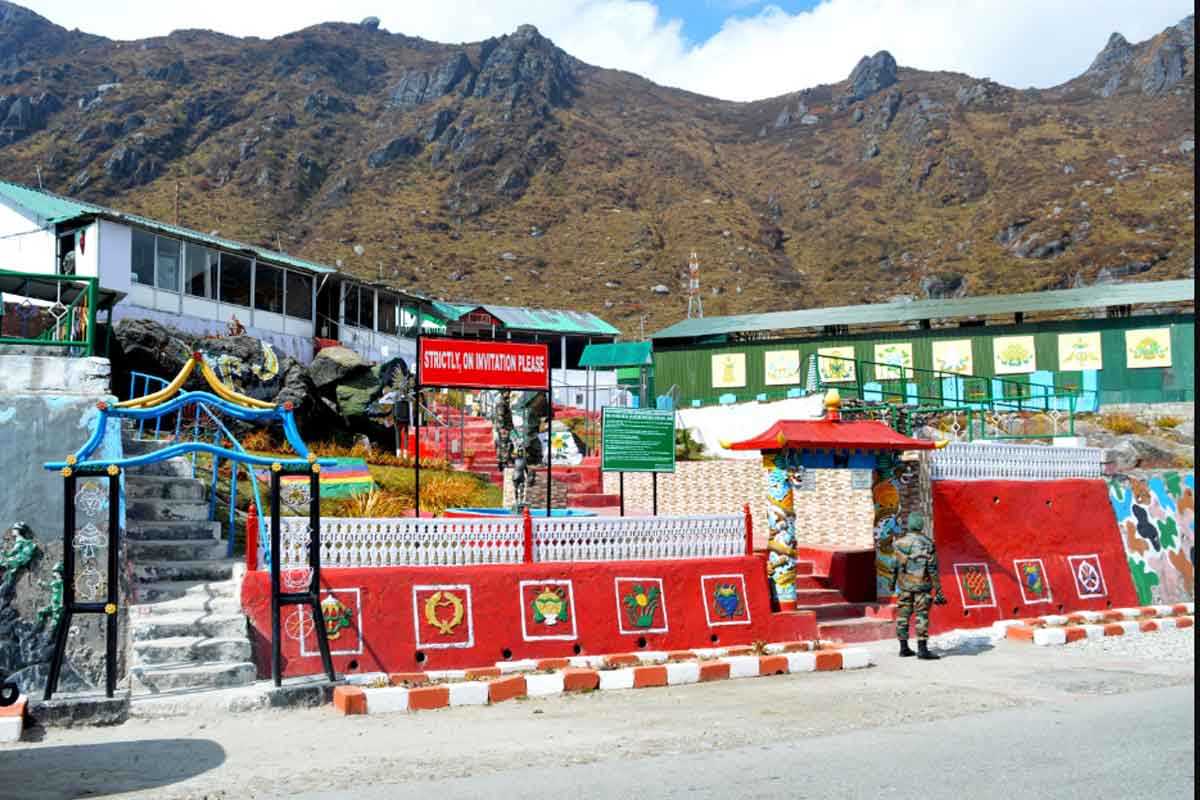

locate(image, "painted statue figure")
(37, 561), (65, 630)
(493, 391), (514, 469)
(764, 450), (801, 610)
(888, 513), (946, 660)
(511, 440), (536, 509)
(1, 522), (37, 590)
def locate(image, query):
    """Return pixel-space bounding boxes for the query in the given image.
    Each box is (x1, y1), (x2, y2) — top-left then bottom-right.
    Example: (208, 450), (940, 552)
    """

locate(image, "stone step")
(130, 660), (257, 694)
(124, 475), (207, 501)
(133, 579), (241, 606)
(794, 575), (833, 591)
(131, 611), (247, 641)
(795, 601), (884, 622)
(129, 538), (227, 561)
(817, 617), (896, 644)
(133, 636), (252, 666)
(133, 559), (237, 584)
(794, 561), (815, 577)
(122, 437), (178, 456)
(126, 498), (212, 522)
(127, 519), (220, 541)
(127, 458), (196, 478)
(793, 588), (849, 605)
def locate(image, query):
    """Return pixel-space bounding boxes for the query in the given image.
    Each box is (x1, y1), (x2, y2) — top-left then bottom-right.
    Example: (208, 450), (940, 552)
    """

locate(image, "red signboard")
(418, 337), (549, 390)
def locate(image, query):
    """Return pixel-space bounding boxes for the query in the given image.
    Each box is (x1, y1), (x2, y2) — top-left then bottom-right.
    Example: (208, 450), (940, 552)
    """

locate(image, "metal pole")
(546, 366), (553, 518)
(308, 466), (335, 682)
(270, 469), (282, 687)
(105, 469), (120, 698)
(414, 331), (422, 518)
(619, 472), (625, 516)
(652, 471), (658, 517)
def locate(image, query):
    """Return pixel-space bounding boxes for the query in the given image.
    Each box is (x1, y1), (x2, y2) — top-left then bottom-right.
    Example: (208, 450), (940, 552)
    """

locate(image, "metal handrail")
(0, 270), (98, 355)
(127, 372), (170, 439)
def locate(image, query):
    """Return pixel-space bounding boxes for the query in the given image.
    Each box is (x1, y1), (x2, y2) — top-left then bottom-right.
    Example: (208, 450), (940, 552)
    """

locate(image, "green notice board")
(601, 407), (676, 473)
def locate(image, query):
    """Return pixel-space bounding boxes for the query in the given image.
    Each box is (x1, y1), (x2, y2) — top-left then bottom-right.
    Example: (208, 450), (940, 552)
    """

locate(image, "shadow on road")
(0, 737), (226, 800)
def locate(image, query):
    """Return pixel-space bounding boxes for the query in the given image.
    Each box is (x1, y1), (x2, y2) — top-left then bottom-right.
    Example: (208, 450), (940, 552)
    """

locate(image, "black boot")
(898, 639), (915, 657)
(917, 639), (940, 660)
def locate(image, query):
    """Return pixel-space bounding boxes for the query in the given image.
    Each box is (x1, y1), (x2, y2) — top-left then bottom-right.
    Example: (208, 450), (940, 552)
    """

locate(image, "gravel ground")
(1065, 624), (1195, 661)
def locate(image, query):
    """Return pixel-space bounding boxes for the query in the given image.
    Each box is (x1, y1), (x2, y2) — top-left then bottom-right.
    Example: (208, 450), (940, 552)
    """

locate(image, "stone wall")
(501, 466), (570, 510)
(602, 460), (875, 549)
(0, 355), (124, 695)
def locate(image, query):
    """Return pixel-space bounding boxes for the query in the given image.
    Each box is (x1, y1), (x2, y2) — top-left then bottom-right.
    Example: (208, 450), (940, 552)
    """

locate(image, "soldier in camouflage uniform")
(889, 513), (946, 660)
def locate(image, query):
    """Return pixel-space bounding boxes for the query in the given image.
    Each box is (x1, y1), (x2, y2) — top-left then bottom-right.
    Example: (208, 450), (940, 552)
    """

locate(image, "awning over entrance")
(727, 419), (939, 452)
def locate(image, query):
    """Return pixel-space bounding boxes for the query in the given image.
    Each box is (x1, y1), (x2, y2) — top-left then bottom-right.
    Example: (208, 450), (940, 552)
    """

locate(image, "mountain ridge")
(1, 3), (1194, 333)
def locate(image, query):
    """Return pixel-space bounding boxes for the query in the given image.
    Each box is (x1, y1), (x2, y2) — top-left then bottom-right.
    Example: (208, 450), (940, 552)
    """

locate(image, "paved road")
(296, 684), (1194, 800)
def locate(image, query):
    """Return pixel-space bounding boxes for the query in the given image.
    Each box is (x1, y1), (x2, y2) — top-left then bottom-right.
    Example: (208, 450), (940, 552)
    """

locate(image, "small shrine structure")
(727, 391), (941, 611)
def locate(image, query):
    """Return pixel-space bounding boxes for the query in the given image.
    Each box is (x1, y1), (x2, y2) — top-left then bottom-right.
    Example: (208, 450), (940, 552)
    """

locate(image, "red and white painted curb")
(0, 696), (26, 744)
(332, 642), (872, 716)
(993, 603), (1194, 646)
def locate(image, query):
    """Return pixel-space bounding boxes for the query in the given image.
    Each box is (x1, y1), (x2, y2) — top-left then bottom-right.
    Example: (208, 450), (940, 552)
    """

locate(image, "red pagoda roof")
(727, 419), (939, 452)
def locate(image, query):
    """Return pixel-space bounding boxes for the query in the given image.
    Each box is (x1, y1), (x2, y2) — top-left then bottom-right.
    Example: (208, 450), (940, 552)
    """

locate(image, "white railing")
(279, 517), (525, 568)
(276, 513), (746, 568)
(532, 515), (744, 562)
(930, 442), (1103, 481)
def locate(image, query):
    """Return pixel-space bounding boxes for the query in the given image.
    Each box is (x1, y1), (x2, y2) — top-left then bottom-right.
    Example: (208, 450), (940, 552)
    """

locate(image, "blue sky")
(22, 1), (1195, 101)
(657, 0), (823, 42)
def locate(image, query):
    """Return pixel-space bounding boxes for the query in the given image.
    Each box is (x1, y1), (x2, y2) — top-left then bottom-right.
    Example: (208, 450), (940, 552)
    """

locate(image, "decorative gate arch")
(41, 351), (337, 699)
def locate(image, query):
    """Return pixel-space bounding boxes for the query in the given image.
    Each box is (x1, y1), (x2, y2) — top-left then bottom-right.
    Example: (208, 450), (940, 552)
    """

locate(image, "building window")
(360, 288), (375, 330)
(184, 243), (217, 299)
(131, 229), (155, 285)
(57, 232), (76, 276)
(219, 253), (252, 307)
(254, 263), (283, 314)
(155, 236), (180, 292)
(377, 292), (398, 334)
(344, 284), (360, 327)
(285, 271), (313, 320)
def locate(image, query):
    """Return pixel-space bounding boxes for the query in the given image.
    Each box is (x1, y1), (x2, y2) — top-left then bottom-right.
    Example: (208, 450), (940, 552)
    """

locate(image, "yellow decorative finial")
(718, 439), (731, 449)
(311, 463), (322, 474)
(776, 431), (788, 448)
(106, 465), (120, 476)
(66, 455), (77, 465)
(271, 462), (282, 473)
(823, 388), (841, 410)
(60, 467), (73, 477)
(307, 453), (317, 463)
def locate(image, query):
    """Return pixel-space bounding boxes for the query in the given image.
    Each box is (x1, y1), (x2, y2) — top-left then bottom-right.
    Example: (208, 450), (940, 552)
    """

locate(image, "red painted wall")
(241, 556), (816, 678)
(929, 479), (1139, 634)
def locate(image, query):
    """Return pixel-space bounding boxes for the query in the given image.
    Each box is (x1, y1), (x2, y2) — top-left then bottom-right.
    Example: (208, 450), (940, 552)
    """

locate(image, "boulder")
(307, 346), (370, 388)
(846, 51), (897, 102)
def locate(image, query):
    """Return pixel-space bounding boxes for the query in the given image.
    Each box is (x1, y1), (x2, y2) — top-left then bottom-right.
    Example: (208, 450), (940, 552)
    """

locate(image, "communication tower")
(686, 250), (704, 319)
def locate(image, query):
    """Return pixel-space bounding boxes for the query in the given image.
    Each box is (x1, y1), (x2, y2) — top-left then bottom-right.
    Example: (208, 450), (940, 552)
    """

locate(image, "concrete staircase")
(791, 560), (897, 643)
(123, 436), (256, 694)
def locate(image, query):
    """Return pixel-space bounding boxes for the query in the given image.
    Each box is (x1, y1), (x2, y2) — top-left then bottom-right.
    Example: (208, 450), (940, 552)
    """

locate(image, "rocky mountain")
(1, 3), (1194, 333)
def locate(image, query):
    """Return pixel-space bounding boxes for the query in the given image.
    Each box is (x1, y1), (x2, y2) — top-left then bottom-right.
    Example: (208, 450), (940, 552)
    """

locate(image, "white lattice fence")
(276, 513), (747, 567)
(532, 515), (745, 562)
(930, 443), (1103, 481)
(278, 517), (525, 568)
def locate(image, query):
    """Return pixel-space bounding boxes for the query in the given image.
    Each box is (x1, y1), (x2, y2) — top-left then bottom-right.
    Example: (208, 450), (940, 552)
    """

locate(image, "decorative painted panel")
(1125, 328), (1172, 368)
(817, 346), (856, 383)
(763, 350), (801, 385)
(931, 339), (974, 375)
(873, 342), (913, 380)
(1057, 332), (1103, 371)
(711, 353), (746, 388)
(993, 336), (1037, 375)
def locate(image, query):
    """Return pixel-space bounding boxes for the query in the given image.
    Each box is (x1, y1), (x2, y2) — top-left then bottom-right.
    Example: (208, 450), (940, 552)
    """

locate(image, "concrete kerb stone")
(1006, 613), (1194, 647)
(0, 696), (27, 743)
(336, 643), (875, 717)
(27, 691), (130, 728)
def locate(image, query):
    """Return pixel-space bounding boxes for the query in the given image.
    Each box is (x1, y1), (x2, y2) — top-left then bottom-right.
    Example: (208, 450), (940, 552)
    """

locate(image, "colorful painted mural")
(872, 453), (903, 598)
(817, 346), (857, 383)
(873, 342), (913, 380)
(992, 336), (1037, 375)
(1107, 472), (1195, 604)
(931, 339), (973, 375)
(763, 450), (802, 609)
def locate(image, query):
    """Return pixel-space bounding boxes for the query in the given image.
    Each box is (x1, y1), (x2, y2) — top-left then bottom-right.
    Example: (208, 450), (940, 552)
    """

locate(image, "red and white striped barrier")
(995, 603), (1193, 646)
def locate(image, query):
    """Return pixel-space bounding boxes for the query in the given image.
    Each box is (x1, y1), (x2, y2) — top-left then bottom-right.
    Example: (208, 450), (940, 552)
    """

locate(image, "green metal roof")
(579, 341), (652, 367)
(0, 179), (336, 275)
(434, 301), (620, 336)
(650, 280), (1196, 341)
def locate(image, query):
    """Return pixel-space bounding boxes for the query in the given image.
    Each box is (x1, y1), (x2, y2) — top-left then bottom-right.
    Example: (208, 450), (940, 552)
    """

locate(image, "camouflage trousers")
(895, 590), (932, 639)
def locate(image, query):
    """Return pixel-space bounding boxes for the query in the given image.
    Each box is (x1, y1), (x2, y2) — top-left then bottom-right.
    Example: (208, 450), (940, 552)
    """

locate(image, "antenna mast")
(686, 250), (703, 319)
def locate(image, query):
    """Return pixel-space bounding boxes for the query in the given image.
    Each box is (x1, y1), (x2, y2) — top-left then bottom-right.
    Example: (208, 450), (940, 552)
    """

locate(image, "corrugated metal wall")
(653, 314), (1194, 407)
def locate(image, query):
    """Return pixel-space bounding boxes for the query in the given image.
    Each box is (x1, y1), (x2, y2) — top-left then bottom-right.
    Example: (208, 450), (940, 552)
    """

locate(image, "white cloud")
(22, 0), (1195, 101)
